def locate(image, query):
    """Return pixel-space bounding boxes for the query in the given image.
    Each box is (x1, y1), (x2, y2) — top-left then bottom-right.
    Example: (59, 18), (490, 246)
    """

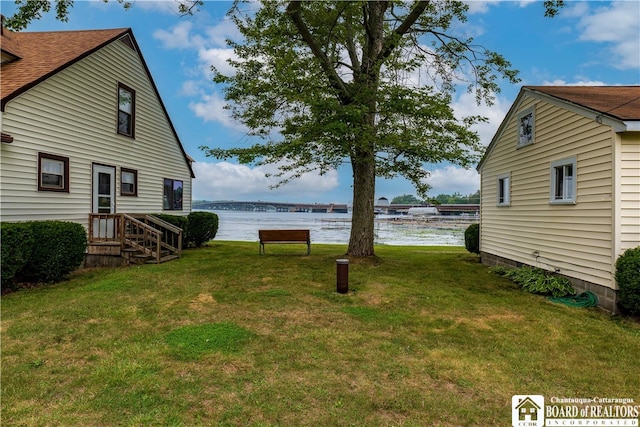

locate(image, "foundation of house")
(480, 251), (619, 314)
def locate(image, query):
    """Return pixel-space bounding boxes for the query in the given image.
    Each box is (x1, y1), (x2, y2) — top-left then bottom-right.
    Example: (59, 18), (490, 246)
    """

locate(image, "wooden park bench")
(258, 229), (311, 255)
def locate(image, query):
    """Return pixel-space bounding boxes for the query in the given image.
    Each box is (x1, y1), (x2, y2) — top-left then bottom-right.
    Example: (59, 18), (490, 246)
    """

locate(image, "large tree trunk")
(347, 148), (376, 257)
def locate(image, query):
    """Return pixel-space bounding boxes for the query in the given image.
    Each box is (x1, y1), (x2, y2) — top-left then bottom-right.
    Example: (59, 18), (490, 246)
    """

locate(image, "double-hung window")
(550, 157), (577, 204)
(163, 178), (183, 210)
(497, 172), (511, 206)
(121, 168), (137, 196)
(38, 152), (69, 192)
(117, 83), (135, 138)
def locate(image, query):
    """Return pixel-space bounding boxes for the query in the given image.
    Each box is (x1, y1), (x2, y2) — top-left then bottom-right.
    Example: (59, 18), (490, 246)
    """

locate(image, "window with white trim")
(497, 172), (511, 206)
(550, 157), (576, 204)
(121, 168), (137, 196)
(38, 152), (69, 192)
(517, 107), (535, 148)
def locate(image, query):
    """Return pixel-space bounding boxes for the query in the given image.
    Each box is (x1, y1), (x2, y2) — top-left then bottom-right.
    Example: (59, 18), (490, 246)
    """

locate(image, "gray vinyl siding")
(1, 37), (192, 228)
(480, 96), (616, 288)
(620, 133), (640, 251)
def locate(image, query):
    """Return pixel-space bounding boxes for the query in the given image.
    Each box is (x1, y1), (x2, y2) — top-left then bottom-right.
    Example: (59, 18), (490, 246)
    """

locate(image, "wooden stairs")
(87, 214), (183, 267)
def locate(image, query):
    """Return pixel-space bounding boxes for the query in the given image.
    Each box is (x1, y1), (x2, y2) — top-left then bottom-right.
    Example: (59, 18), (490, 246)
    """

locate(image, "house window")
(38, 152), (69, 192)
(517, 107), (535, 147)
(121, 168), (137, 196)
(117, 83), (135, 138)
(550, 157), (577, 204)
(497, 172), (511, 206)
(163, 178), (183, 210)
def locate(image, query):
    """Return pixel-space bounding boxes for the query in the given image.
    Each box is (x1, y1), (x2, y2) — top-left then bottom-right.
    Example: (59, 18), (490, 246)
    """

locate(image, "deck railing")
(88, 213), (182, 263)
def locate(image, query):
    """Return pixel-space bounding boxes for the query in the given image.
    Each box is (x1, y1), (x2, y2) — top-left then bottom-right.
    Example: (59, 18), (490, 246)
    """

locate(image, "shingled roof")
(1, 26), (130, 110)
(525, 86), (640, 121)
(0, 24), (195, 177)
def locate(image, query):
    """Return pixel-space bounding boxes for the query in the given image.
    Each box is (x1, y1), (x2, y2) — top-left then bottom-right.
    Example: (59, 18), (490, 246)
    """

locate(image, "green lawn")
(2, 242), (639, 426)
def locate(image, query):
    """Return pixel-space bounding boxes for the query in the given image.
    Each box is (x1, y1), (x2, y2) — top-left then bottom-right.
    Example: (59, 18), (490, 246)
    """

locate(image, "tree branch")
(286, 1), (351, 102)
(379, 0), (431, 61)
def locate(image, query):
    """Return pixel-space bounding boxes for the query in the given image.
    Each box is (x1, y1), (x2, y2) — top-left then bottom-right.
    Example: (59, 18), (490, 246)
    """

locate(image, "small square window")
(121, 168), (137, 196)
(497, 172), (510, 206)
(163, 178), (183, 210)
(517, 107), (535, 148)
(550, 157), (577, 204)
(117, 83), (135, 138)
(38, 153), (69, 192)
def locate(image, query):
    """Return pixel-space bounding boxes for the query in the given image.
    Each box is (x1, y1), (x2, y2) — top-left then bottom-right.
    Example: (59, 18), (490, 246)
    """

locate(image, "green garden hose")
(548, 291), (598, 308)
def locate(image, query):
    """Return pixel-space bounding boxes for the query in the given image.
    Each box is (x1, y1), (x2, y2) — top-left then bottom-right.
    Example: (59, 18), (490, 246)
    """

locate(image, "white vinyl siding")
(480, 96), (615, 288)
(0, 38), (192, 227)
(620, 134), (640, 252)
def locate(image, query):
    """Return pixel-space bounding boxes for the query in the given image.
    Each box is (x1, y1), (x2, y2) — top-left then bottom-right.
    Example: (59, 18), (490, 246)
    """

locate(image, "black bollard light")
(336, 259), (349, 294)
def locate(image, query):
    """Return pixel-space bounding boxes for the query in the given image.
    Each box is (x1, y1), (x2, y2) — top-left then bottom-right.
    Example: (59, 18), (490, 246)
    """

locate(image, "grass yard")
(2, 242), (639, 426)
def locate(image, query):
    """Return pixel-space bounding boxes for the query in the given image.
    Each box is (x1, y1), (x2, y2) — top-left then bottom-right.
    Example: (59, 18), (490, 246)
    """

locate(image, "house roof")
(1, 27), (130, 108)
(526, 86), (640, 121)
(477, 85), (640, 171)
(0, 25), (195, 178)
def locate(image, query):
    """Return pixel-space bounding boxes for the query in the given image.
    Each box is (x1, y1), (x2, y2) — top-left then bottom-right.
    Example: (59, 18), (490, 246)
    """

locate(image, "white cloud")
(189, 92), (243, 131)
(452, 91), (510, 147)
(153, 21), (197, 50)
(424, 165), (480, 196)
(198, 47), (237, 77)
(577, 1), (640, 70)
(464, 1), (501, 15)
(541, 79), (607, 86)
(192, 161), (340, 201)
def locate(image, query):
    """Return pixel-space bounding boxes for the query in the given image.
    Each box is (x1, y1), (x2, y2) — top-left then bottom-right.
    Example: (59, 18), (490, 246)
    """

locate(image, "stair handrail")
(122, 214), (162, 264)
(143, 215), (183, 258)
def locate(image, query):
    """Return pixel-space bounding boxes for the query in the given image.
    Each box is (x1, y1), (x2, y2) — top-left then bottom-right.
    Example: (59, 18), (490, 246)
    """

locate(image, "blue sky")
(2, 1), (639, 203)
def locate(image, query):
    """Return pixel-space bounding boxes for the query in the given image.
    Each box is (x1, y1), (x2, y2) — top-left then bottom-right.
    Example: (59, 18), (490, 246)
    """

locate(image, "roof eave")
(1, 28), (131, 112)
(623, 121), (640, 132)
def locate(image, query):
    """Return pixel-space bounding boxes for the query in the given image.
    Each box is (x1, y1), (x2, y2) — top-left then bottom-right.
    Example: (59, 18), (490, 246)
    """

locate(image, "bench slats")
(259, 229), (310, 254)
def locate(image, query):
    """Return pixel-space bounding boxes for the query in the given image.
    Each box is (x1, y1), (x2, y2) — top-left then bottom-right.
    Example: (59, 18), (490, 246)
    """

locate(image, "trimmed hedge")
(1, 222), (35, 290)
(154, 212), (219, 248)
(615, 246), (640, 316)
(187, 211), (219, 247)
(20, 221), (87, 284)
(1, 221), (87, 290)
(464, 223), (480, 254)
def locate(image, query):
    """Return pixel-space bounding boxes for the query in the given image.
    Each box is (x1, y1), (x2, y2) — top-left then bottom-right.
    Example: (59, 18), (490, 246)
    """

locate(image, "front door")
(92, 164), (116, 238)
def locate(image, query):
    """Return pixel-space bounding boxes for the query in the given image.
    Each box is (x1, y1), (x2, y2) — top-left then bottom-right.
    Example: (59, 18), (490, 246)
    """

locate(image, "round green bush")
(464, 223), (480, 254)
(615, 246), (640, 315)
(187, 211), (219, 247)
(1, 222), (35, 290)
(20, 221), (87, 284)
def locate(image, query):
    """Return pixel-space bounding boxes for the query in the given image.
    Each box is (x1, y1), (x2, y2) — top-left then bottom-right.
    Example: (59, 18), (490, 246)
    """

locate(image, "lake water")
(204, 210), (468, 246)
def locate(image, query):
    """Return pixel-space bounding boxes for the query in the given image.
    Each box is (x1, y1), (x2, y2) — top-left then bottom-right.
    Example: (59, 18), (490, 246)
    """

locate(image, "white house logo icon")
(512, 395), (544, 427)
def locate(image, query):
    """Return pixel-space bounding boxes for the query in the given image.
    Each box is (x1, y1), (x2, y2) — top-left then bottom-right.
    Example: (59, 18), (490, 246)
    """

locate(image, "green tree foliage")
(391, 194), (422, 204)
(433, 190), (480, 204)
(4, 0), (564, 257)
(203, 1), (565, 257)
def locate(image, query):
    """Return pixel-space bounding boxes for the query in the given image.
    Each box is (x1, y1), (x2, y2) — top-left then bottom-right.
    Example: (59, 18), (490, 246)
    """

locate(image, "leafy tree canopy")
(391, 194), (422, 205)
(4, 0), (564, 256)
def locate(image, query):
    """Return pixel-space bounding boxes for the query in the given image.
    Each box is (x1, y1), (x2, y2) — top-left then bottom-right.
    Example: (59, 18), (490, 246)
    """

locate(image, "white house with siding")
(477, 86), (640, 312)
(1, 23), (195, 264)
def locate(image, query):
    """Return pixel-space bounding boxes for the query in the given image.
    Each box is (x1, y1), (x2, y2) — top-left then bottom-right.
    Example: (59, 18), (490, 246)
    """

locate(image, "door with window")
(92, 165), (116, 238)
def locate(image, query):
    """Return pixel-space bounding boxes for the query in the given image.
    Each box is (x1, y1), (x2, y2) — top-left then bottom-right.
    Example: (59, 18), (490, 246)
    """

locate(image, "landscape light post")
(336, 259), (349, 294)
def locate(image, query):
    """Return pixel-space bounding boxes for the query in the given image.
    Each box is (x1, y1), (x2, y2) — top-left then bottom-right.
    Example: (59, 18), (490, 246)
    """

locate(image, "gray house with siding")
(477, 86), (640, 312)
(1, 22), (195, 264)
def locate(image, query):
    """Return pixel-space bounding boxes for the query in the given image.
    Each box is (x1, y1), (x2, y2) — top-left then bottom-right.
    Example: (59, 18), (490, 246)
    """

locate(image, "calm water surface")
(205, 210), (465, 246)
